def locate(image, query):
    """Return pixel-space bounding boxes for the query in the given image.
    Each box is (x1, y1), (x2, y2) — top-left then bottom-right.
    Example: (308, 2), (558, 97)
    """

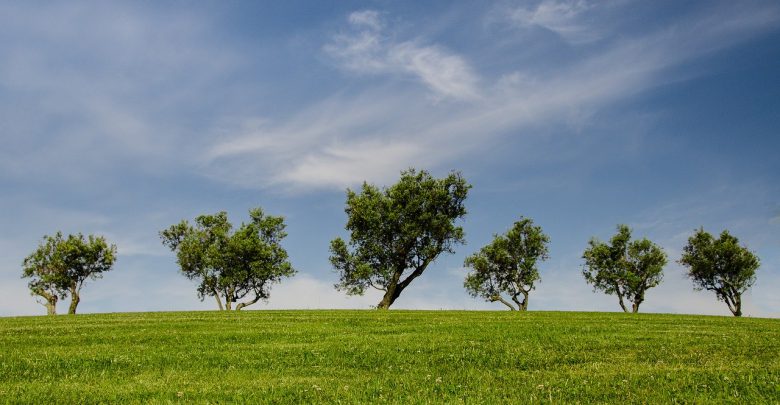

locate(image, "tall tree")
(679, 228), (760, 317)
(330, 169), (470, 309)
(582, 225), (666, 313)
(22, 232), (117, 315)
(160, 207), (295, 310)
(464, 217), (549, 311)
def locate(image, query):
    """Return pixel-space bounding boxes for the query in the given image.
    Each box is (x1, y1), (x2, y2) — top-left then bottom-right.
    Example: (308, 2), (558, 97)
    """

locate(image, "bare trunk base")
(377, 287), (401, 309)
(68, 293), (80, 315)
(46, 299), (57, 316)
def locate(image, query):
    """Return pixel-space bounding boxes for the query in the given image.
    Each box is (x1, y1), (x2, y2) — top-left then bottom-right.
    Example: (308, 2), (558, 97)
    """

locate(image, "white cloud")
(508, 0), (603, 44)
(325, 10), (481, 100)
(1, 3), (778, 317)
(348, 10), (383, 31)
(387, 42), (482, 101)
(207, 3), (780, 191)
(0, 2), (239, 185)
(279, 140), (423, 189)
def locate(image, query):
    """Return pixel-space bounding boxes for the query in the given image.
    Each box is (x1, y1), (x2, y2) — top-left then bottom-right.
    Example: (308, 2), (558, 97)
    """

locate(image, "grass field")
(0, 310), (778, 403)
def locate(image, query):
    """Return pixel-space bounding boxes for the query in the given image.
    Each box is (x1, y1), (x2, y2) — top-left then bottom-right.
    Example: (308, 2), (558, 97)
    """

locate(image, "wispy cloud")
(324, 10), (481, 100)
(1, 2), (778, 317)
(206, 3), (779, 191)
(0, 2), (239, 185)
(508, 0), (604, 44)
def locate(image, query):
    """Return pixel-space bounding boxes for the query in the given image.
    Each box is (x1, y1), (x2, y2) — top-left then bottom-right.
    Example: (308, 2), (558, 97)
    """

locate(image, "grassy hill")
(0, 310), (778, 403)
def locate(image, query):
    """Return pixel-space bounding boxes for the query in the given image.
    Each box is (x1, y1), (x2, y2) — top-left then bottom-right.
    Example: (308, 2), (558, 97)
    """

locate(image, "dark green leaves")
(330, 169), (470, 308)
(464, 217), (549, 311)
(679, 228), (759, 316)
(582, 225), (666, 313)
(160, 207), (295, 310)
(21, 232), (117, 314)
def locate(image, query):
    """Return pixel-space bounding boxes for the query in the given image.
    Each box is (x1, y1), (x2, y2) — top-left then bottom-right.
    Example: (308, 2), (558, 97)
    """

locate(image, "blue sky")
(1, 0), (778, 317)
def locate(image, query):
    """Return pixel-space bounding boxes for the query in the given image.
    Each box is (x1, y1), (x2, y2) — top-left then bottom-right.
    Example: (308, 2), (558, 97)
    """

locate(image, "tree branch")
(368, 280), (387, 292)
(235, 294), (262, 311)
(615, 284), (628, 313)
(397, 258), (432, 292)
(212, 287), (224, 311)
(491, 295), (517, 311)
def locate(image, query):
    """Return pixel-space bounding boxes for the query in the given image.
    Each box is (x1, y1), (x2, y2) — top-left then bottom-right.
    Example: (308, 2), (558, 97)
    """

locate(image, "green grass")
(0, 311), (778, 403)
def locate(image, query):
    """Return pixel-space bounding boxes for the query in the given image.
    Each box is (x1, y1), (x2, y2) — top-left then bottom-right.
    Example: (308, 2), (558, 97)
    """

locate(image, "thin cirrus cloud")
(204, 3), (779, 192)
(0, 2), (239, 185)
(508, 0), (605, 44)
(324, 10), (482, 101)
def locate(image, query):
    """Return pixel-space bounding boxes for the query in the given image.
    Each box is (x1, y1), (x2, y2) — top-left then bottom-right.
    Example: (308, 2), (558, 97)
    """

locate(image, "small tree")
(463, 217), (549, 311)
(160, 207), (295, 310)
(60, 234), (117, 314)
(22, 233), (68, 315)
(582, 225), (666, 313)
(679, 228), (759, 317)
(330, 169), (470, 309)
(22, 232), (117, 315)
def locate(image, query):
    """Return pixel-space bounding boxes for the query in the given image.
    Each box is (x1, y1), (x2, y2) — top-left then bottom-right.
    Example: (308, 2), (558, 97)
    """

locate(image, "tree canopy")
(464, 217), (549, 311)
(22, 232), (117, 315)
(582, 225), (666, 313)
(330, 169), (470, 309)
(679, 228), (759, 317)
(160, 207), (295, 310)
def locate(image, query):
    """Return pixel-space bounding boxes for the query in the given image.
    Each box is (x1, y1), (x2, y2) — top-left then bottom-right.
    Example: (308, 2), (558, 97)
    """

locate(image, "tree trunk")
(35, 289), (58, 315)
(68, 291), (80, 315)
(615, 296), (629, 312)
(721, 290), (742, 317)
(46, 299), (57, 316)
(491, 295), (516, 311)
(615, 287), (629, 313)
(510, 292), (529, 311)
(632, 300), (640, 313)
(731, 294), (742, 317)
(212, 289), (224, 311)
(376, 267), (404, 309)
(377, 288), (398, 309)
(235, 295), (262, 311)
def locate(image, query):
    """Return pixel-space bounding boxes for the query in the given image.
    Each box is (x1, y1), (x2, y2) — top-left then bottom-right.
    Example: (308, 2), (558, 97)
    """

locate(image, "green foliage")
(582, 225), (666, 313)
(21, 232), (117, 315)
(160, 207), (295, 310)
(679, 228), (760, 317)
(21, 233), (69, 315)
(464, 217), (549, 311)
(330, 169), (470, 309)
(0, 311), (778, 403)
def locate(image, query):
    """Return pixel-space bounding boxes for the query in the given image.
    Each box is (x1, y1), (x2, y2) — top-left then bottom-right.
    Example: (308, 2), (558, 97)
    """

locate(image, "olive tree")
(582, 225), (666, 313)
(464, 217), (549, 311)
(160, 207), (295, 310)
(22, 232), (117, 315)
(679, 228), (759, 317)
(22, 233), (68, 315)
(330, 169), (470, 309)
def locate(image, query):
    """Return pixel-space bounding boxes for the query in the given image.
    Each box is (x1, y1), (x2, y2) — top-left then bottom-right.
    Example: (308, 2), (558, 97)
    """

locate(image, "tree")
(22, 232), (117, 315)
(679, 228), (759, 317)
(463, 217), (549, 311)
(160, 207), (295, 311)
(22, 233), (68, 315)
(582, 225), (666, 313)
(330, 169), (470, 309)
